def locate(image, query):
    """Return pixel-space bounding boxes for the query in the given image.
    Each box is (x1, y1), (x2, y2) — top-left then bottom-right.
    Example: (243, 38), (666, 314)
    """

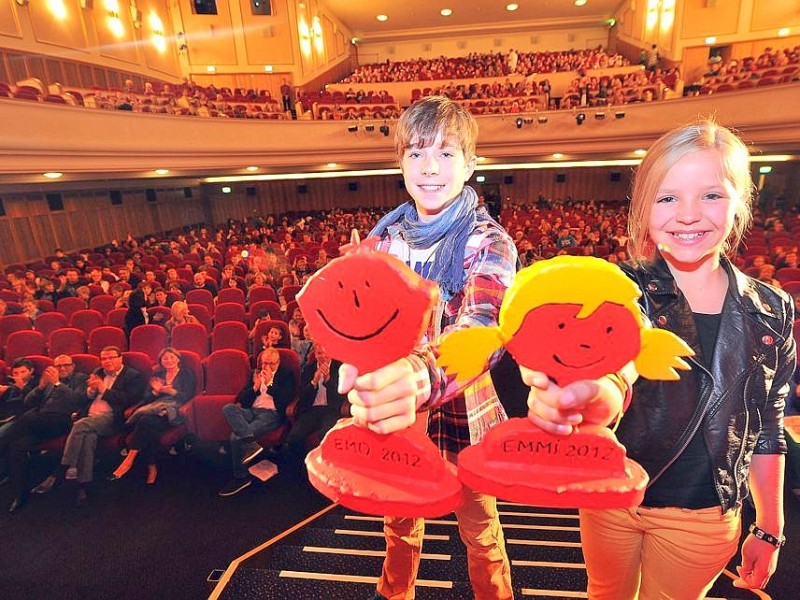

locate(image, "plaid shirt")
(375, 211), (518, 458)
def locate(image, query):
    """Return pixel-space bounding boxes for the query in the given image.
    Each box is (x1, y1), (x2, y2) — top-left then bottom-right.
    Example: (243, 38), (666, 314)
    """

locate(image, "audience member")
(1, 355), (88, 513)
(109, 348), (196, 485)
(218, 348), (296, 497)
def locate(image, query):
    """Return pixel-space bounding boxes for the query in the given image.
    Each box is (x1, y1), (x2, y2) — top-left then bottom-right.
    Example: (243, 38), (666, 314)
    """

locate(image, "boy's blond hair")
(394, 96), (478, 161)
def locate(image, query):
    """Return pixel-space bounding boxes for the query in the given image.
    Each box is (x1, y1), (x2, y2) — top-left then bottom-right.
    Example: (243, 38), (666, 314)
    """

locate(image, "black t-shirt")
(643, 311), (721, 509)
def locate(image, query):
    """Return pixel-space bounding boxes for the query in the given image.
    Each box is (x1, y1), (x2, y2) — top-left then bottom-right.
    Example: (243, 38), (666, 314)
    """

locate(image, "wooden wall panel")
(0, 187), (208, 265)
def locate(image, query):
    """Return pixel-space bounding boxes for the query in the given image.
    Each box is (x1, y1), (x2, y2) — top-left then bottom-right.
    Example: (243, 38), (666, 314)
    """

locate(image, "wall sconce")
(575, 112), (586, 125)
(515, 117), (523, 129)
(595, 111), (606, 120)
(364, 124), (375, 132)
(149, 13), (166, 52)
(537, 115), (548, 124)
(46, 0), (68, 19)
(615, 111), (626, 119)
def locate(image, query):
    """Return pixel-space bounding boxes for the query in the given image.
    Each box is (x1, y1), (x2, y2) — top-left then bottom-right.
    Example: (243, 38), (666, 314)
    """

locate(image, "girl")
(525, 120), (793, 598)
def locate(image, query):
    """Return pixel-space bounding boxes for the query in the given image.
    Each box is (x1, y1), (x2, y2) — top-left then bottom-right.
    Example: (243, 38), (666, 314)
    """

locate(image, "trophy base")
(458, 419), (649, 509)
(305, 422), (465, 519)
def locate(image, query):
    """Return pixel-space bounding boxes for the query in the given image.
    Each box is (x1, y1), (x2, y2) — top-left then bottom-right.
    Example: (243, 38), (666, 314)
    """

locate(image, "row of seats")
(0, 347), (301, 455)
(0, 316), (292, 363)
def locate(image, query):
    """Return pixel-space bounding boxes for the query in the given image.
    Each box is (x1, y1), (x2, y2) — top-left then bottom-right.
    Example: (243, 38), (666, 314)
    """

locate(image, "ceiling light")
(778, 28), (790, 37)
(506, 3), (519, 11)
(574, 0), (588, 6)
(326, 162), (338, 168)
(759, 166), (773, 174)
(43, 172), (63, 179)
(633, 149), (647, 156)
(154, 168), (169, 175)
(376, 14), (388, 22)
(245, 166), (259, 172)
(477, 156), (487, 162)
(206, 65), (216, 73)
(476, 175), (486, 183)
(552, 153), (564, 159)
(221, 186), (232, 194)
(264, 65), (273, 72)
(705, 37), (716, 45)
(440, 8), (452, 17)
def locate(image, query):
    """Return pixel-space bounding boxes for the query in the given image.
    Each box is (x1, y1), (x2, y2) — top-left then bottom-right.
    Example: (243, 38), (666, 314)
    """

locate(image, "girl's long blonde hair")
(627, 119), (753, 262)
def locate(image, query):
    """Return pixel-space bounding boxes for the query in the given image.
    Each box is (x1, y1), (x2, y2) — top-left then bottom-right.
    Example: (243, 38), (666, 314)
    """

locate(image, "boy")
(339, 96), (517, 599)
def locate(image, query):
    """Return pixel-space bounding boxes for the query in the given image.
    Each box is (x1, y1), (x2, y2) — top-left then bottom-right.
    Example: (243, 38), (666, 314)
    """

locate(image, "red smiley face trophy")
(297, 231), (465, 518)
(438, 256), (694, 508)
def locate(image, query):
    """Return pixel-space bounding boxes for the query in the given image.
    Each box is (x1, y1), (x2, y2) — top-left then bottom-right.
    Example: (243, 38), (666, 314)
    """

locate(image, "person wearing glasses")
(1, 355), (88, 513)
(31, 346), (146, 507)
(218, 347), (296, 497)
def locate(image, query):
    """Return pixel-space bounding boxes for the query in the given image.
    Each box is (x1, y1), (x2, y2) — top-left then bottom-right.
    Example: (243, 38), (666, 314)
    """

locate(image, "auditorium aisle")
(214, 501), (769, 599)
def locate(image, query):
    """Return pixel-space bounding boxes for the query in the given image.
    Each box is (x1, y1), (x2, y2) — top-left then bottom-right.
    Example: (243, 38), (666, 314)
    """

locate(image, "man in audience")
(192, 271), (218, 296)
(1, 355), (88, 513)
(0, 358), (39, 426)
(31, 346), (146, 506)
(218, 347), (296, 497)
(269, 342), (345, 472)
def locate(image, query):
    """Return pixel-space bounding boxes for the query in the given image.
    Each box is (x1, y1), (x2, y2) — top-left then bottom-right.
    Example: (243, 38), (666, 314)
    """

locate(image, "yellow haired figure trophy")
(437, 256), (694, 508)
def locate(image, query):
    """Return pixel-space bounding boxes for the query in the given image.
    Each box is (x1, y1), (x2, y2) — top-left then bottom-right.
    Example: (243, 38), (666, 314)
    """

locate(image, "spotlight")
(347, 125), (358, 133)
(615, 111), (625, 119)
(537, 115), (548, 124)
(515, 117), (523, 129)
(595, 112), (606, 120)
(576, 113), (586, 125)
(379, 124), (390, 136)
(365, 124), (375, 132)
(523, 117), (534, 125)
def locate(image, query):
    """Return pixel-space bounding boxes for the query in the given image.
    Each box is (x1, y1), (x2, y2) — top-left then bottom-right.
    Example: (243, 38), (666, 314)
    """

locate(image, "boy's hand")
(521, 367), (623, 435)
(339, 358), (427, 435)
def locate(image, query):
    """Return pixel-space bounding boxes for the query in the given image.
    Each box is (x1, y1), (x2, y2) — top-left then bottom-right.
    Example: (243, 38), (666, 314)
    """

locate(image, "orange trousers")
(580, 505), (741, 599)
(376, 485), (513, 600)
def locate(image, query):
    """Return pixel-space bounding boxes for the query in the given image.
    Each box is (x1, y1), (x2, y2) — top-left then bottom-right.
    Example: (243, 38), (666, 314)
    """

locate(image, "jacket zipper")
(729, 378), (752, 507)
(646, 356), (714, 488)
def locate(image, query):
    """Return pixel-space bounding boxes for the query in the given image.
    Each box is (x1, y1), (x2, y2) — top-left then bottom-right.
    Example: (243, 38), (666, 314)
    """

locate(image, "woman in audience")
(163, 300), (198, 336)
(124, 288), (148, 340)
(109, 347), (196, 485)
(524, 120), (793, 597)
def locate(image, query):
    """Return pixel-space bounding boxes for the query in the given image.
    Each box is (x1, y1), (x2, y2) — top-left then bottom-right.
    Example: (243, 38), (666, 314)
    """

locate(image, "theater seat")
(192, 349), (251, 442)
(48, 328), (86, 357)
(34, 312), (68, 340)
(4, 330), (46, 362)
(129, 324), (168, 363)
(88, 326), (128, 355)
(211, 321), (249, 353)
(171, 322), (209, 358)
(69, 309), (105, 337)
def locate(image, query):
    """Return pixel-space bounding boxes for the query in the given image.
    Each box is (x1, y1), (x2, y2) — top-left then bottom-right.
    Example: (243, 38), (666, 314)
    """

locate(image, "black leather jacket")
(618, 254), (794, 512)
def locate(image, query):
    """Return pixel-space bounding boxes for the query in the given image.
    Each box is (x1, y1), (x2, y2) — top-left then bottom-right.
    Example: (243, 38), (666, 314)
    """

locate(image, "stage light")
(347, 125), (358, 133)
(615, 111), (626, 119)
(365, 124), (375, 132)
(537, 115), (548, 124)
(576, 113), (586, 125)
(379, 124), (390, 136)
(515, 117), (523, 129)
(595, 112), (606, 120)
